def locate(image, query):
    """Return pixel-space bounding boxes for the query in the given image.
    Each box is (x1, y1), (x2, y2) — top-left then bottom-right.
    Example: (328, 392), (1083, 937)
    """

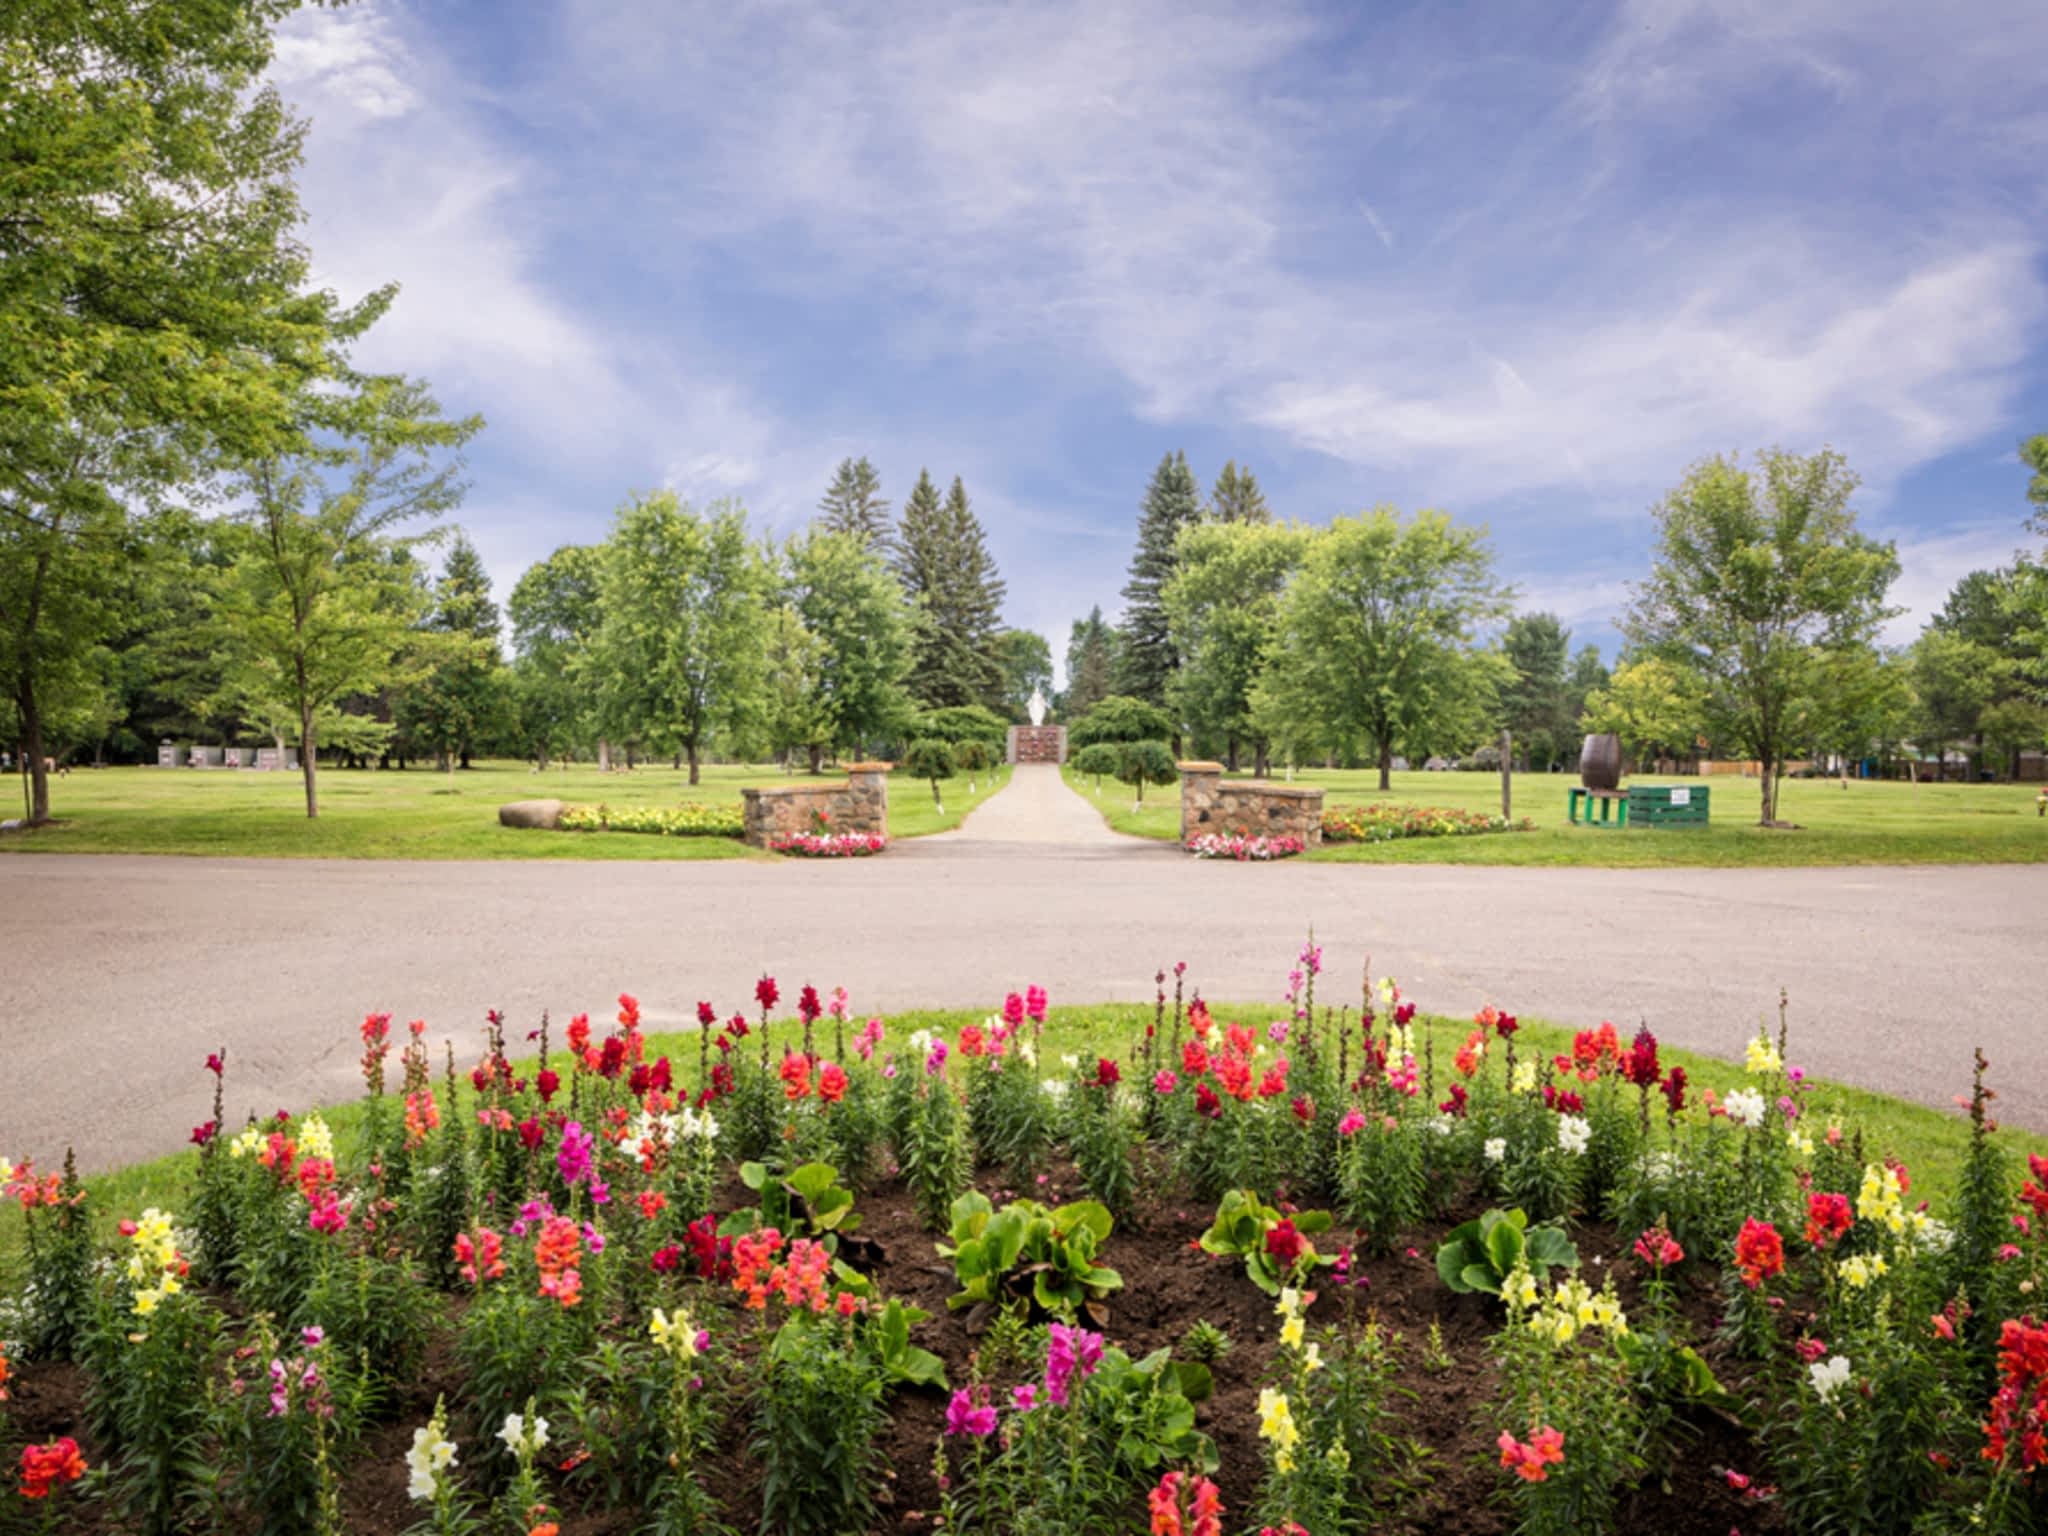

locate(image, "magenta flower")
(1012, 1383), (1038, 1411)
(1025, 985), (1048, 1022)
(925, 1038), (949, 1075)
(1044, 1323), (1104, 1407)
(944, 1387), (998, 1437)
(557, 1121), (594, 1186)
(1003, 992), (1026, 1027)
(1338, 1109), (1367, 1136)
(1153, 1069), (1180, 1095)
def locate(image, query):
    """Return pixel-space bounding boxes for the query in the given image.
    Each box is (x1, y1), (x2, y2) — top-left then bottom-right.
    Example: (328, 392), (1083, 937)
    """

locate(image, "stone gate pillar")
(1178, 761), (1222, 844)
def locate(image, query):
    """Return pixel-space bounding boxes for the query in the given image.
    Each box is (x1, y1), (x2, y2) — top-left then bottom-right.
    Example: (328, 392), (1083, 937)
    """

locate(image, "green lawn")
(1063, 764), (2048, 867)
(7, 1003), (2035, 1260)
(0, 759), (1010, 860)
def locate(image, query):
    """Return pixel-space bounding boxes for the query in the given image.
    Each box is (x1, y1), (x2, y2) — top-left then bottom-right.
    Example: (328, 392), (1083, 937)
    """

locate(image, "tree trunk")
(807, 743), (822, 775)
(1225, 737), (1238, 772)
(686, 739), (700, 786)
(18, 681), (50, 824)
(672, 752), (681, 771)
(597, 738), (611, 772)
(1758, 754), (1776, 825)
(1377, 738), (1392, 792)
(1254, 740), (1270, 778)
(1500, 729), (1512, 820)
(298, 701), (319, 819)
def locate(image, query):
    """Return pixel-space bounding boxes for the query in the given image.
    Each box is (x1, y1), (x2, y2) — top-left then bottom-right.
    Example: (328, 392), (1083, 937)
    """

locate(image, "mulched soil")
(4, 1155), (1788, 1535)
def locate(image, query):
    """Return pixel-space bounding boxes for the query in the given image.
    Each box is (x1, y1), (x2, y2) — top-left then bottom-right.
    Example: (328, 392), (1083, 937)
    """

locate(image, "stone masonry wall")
(742, 763), (890, 848)
(1178, 761), (1324, 846)
(1007, 724), (1067, 764)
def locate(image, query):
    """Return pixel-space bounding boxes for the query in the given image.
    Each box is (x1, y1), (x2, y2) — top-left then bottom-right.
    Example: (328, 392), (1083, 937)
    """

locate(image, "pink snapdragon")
(1044, 1323), (1104, 1407)
(944, 1386), (998, 1437)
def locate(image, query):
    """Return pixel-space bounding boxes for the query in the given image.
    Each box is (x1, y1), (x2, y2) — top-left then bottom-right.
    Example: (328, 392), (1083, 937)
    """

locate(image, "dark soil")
(4, 1159), (1788, 1535)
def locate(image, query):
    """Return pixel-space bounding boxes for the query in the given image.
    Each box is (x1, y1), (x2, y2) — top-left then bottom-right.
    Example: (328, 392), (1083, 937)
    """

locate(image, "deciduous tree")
(785, 528), (914, 766)
(1164, 521), (1304, 772)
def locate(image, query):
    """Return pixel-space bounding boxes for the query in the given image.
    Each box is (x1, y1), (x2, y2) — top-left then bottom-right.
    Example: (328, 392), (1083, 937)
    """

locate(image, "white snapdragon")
(1483, 1138), (1507, 1164)
(1723, 1088), (1767, 1129)
(1808, 1354), (1852, 1403)
(1556, 1115), (1591, 1156)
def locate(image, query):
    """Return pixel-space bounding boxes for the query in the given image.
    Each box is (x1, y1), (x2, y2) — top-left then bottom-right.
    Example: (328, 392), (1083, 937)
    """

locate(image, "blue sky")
(267, 0), (2048, 678)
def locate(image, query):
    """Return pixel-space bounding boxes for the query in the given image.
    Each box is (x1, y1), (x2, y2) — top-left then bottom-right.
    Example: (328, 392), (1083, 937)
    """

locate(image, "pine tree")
(1064, 607), (1118, 718)
(818, 456), (892, 551)
(1117, 451), (1201, 704)
(895, 471), (1006, 709)
(1207, 460), (1271, 524)
(433, 533), (500, 640)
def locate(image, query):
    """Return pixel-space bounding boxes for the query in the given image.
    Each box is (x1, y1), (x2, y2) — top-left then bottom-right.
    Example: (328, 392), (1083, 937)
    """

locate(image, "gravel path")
(6, 766), (2044, 1169)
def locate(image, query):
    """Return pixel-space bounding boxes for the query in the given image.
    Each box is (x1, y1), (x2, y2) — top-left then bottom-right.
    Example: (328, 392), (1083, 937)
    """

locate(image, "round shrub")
(1068, 695), (1173, 749)
(901, 737), (957, 808)
(1113, 739), (1178, 804)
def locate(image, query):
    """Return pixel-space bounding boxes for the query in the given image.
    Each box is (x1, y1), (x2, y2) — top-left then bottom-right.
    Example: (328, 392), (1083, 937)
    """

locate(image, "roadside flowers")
(1148, 1469), (1224, 1536)
(1840, 1253), (1890, 1290)
(405, 1403), (460, 1502)
(1633, 1222), (1684, 1270)
(1808, 1354), (1853, 1403)
(1735, 1218), (1785, 1289)
(123, 1206), (186, 1318)
(1257, 1386), (1300, 1471)
(943, 1386), (998, 1437)
(1983, 1317), (2048, 1471)
(1498, 1426), (1565, 1482)
(1744, 1031), (1782, 1076)
(1804, 1192), (1854, 1249)
(498, 1410), (550, 1458)
(1556, 1114), (1591, 1156)
(1044, 1323), (1104, 1407)
(1856, 1161), (1908, 1234)
(1484, 1137), (1507, 1164)
(18, 1437), (87, 1500)
(454, 1227), (505, 1285)
(1724, 1088), (1767, 1128)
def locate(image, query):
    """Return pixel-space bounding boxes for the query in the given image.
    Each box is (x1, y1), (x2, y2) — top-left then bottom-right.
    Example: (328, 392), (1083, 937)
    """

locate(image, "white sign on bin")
(1669, 787), (1691, 806)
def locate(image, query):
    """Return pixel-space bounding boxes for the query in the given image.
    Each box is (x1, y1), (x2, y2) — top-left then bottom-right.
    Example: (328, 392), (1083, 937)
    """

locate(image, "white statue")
(1027, 685), (1047, 727)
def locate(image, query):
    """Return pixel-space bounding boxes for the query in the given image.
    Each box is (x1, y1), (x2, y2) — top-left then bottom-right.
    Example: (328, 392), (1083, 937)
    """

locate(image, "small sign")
(1669, 787), (1691, 806)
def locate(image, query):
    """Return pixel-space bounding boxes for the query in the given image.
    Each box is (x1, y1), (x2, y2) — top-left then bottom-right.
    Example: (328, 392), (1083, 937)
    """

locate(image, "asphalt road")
(6, 768), (2045, 1169)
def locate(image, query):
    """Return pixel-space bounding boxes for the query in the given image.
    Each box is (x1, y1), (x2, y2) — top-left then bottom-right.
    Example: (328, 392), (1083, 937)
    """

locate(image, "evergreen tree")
(1207, 460), (1271, 524)
(818, 456), (892, 551)
(1117, 451), (1201, 704)
(432, 533), (500, 641)
(1064, 607), (1118, 718)
(895, 470), (1005, 709)
(1499, 612), (1572, 770)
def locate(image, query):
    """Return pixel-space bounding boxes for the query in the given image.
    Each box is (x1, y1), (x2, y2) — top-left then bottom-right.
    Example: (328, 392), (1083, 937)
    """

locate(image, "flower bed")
(1321, 801), (1535, 843)
(560, 800), (745, 837)
(768, 831), (887, 857)
(1185, 832), (1306, 860)
(0, 960), (2037, 1536)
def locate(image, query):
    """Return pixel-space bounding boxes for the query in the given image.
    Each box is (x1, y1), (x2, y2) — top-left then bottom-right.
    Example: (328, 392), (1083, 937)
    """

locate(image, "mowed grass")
(6, 1003), (2037, 1262)
(1062, 764), (2048, 867)
(0, 759), (1010, 860)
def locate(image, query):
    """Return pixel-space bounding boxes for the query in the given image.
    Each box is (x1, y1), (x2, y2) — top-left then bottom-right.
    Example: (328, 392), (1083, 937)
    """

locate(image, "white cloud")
(1878, 521), (2035, 645)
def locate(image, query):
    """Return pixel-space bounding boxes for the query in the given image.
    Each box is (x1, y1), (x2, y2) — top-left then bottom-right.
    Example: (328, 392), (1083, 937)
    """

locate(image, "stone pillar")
(1177, 761), (1223, 844)
(842, 762), (891, 835)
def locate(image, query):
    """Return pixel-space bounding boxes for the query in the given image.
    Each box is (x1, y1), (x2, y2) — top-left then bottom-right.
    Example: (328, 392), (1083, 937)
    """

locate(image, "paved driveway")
(6, 767), (2044, 1168)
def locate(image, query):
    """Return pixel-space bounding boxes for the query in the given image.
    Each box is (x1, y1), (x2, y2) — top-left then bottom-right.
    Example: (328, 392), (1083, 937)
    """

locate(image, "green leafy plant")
(859, 1297), (948, 1390)
(937, 1192), (1125, 1324)
(1197, 1189), (1337, 1296)
(1180, 1319), (1234, 1364)
(719, 1160), (860, 1251)
(901, 737), (957, 811)
(1435, 1207), (1578, 1297)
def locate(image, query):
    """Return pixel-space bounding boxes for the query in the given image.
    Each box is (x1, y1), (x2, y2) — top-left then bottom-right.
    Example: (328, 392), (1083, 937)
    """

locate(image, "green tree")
(507, 544), (602, 769)
(589, 492), (769, 784)
(1623, 449), (1898, 824)
(1, 0), (361, 822)
(397, 533), (504, 768)
(1564, 645), (1611, 740)
(1499, 613), (1572, 770)
(1063, 606), (1118, 718)
(993, 628), (1053, 722)
(213, 377), (479, 816)
(1113, 739), (1179, 808)
(1073, 740), (1121, 791)
(1803, 645), (1913, 785)
(1164, 520), (1305, 772)
(2024, 430), (2048, 523)
(1910, 628), (2002, 781)
(785, 528), (914, 766)
(1580, 657), (1707, 770)
(1067, 694), (1173, 750)
(1206, 460), (1271, 525)
(1257, 509), (1513, 789)
(895, 472), (1004, 709)
(1117, 451), (1202, 705)
(755, 604), (827, 769)
(901, 736), (956, 811)
(818, 456), (891, 551)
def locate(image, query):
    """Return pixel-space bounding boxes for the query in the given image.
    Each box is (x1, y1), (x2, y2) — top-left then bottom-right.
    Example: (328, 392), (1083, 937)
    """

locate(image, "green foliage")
(720, 1159), (861, 1250)
(1164, 520), (1304, 766)
(506, 544), (603, 767)
(995, 628), (1055, 722)
(1434, 1208), (1578, 1297)
(1063, 605), (1119, 719)
(939, 1192), (1125, 1323)
(1072, 741), (1121, 787)
(1206, 460), (1271, 525)
(1067, 694), (1172, 749)
(816, 456), (892, 552)
(896, 472), (1006, 711)
(900, 1072), (972, 1229)
(914, 703), (1009, 748)
(752, 1321), (887, 1536)
(1112, 739), (1178, 803)
(860, 1296), (948, 1390)
(1255, 508), (1513, 786)
(902, 736), (958, 809)
(1119, 451), (1203, 704)
(1624, 449), (1900, 823)
(1180, 1318), (1234, 1363)
(786, 527), (917, 758)
(1197, 1190), (1337, 1295)
(588, 492), (770, 783)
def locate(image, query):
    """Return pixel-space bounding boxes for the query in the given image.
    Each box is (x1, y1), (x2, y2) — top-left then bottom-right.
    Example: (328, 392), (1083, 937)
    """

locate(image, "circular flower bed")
(1185, 832), (1306, 861)
(769, 831), (887, 857)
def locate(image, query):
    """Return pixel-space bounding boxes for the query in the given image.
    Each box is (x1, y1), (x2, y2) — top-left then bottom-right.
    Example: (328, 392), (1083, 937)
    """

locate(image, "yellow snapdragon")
(228, 1126), (262, 1159)
(1744, 1031), (1782, 1076)
(1840, 1253), (1889, 1290)
(649, 1307), (699, 1359)
(298, 1113), (335, 1163)
(1257, 1387), (1300, 1471)
(1856, 1163), (1906, 1235)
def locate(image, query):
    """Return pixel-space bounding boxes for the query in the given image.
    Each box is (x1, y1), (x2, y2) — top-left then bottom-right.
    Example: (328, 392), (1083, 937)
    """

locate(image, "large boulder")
(498, 798), (566, 830)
